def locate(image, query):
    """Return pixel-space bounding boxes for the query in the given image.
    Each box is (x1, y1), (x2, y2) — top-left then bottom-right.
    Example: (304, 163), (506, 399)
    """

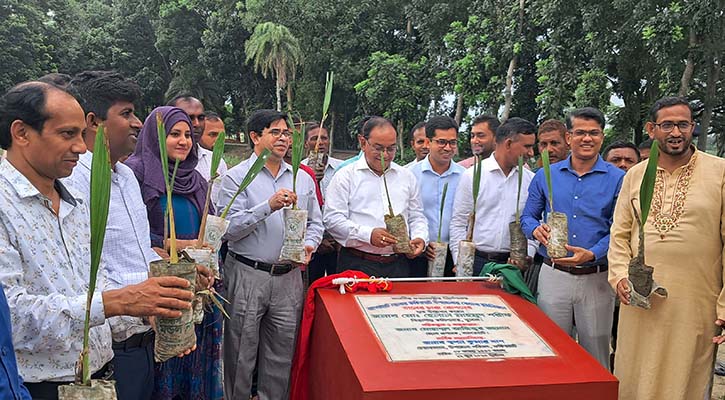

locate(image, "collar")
(559, 154), (609, 174)
(77, 151), (93, 172)
(0, 160), (79, 205)
(249, 151), (292, 175)
(353, 155), (402, 175)
(420, 155), (464, 177)
(197, 144), (212, 158)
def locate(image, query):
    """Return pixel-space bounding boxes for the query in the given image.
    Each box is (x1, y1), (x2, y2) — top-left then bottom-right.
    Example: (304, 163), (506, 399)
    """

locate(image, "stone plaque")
(356, 294), (555, 361)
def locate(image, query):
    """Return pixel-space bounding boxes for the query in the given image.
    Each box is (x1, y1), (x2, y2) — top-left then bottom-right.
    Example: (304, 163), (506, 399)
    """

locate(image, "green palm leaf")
(516, 155), (524, 221)
(541, 149), (554, 212)
(639, 140), (660, 226)
(437, 182), (449, 243)
(82, 124), (112, 385)
(210, 132), (226, 179)
(220, 148), (272, 219)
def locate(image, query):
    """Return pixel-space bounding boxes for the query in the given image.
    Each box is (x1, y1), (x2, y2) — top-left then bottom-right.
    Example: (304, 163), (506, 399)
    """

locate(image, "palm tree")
(245, 22), (302, 111)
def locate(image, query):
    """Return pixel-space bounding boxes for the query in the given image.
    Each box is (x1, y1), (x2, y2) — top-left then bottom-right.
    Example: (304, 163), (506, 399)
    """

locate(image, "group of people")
(0, 69), (722, 400)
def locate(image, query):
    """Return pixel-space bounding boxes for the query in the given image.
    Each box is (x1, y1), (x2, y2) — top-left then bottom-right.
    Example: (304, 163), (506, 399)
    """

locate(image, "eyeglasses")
(368, 143), (398, 154)
(571, 130), (603, 138)
(432, 139), (458, 148)
(653, 121), (693, 133)
(267, 128), (292, 138)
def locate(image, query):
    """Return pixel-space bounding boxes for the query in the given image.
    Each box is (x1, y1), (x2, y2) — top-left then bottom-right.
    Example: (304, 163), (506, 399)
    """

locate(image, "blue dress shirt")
(336, 151), (363, 171)
(409, 156), (465, 243)
(0, 286), (31, 400)
(521, 155), (624, 263)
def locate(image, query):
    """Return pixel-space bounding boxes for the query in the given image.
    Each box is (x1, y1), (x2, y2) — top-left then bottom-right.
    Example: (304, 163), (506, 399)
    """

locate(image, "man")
(608, 97), (725, 400)
(0, 81), (193, 399)
(167, 93), (205, 141)
(638, 138), (653, 161)
(458, 114), (500, 168)
(450, 117), (537, 276)
(301, 122), (343, 283)
(62, 71), (167, 400)
(324, 116), (428, 278)
(217, 109), (323, 400)
(603, 140), (640, 172)
(404, 121), (429, 167)
(522, 107), (624, 369)
(301, 122), (343, 197)
(195, 111), (228, 205)
(409, 116), (465, 277)
(336, 115), (372, 170)
(537, 119), (569, 164)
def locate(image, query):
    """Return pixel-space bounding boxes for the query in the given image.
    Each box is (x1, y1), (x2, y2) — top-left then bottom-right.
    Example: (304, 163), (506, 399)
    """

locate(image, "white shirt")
(404, 158), (423, 168)
(301, 155), (343, 197)
(0, 161), (112, 382)
(63, 151), (161, 342)
(449, 154), (538, 261)
(323, 156), (429, 255)
(195, 144), (228, 206)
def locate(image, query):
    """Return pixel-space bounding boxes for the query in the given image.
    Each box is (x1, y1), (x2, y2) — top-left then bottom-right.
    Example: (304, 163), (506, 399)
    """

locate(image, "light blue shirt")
(409, 156), (465, 243)
(336, 151), (363, 170)
(521, 155), (625, 262)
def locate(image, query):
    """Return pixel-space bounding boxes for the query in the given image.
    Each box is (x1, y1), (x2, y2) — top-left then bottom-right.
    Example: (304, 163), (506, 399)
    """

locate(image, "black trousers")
(337, 248), (410, 278)
(308, 250), (338, 285)
(110, 332), (155, 400)
(408, 249), (455, 278)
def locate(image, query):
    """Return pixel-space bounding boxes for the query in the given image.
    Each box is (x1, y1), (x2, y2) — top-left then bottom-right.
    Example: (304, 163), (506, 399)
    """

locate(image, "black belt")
(475, 250), (510, 263)
(543, 258), (607, 275)
(344, 247), (403, 264)
(229, 251), (296, 275)
(112, 329), (154, 352)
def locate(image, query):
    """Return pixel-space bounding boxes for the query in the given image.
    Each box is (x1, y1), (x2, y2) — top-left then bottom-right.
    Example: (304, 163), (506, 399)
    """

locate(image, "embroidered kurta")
(608, 149), (725, 400)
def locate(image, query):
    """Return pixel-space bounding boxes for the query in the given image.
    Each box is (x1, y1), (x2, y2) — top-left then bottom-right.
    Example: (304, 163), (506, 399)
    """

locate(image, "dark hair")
(361, 116), (394, 139)
(495, 117), (536, 144)
(424, 116), (458, 139)
(37, 73), (72, 88)
(538, 119), (567, 137)
(603, 140), (640, 161)
(166, 93), (199, 107)
(638, 138), (653, 150)
(69, 71), (141, 120)
(246, 109), (288, 143)
(0, 81), (76, 149)
(472, 114), (501, 132)
(204, 111), (221, 122)
(304, 122), (328, 141)
(408, 121), (426, 141)
(649, 96), (692, 122)
(566, 107), (605, 130)
(355, 115), (373, 136)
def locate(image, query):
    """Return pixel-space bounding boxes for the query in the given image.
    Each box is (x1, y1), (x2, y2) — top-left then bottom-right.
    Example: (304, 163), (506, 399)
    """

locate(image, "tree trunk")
(397, 119), (405, 163)
(286, 84), (293, 112)
(454, 96), (464, 125)
(698, 54), (721, 151)
(502, 0), (525, 122)
(678, 29), (698, 97)
(275, 76), (282, 112)
(329, 111), (335, 156)
(502, 56), (517, 122)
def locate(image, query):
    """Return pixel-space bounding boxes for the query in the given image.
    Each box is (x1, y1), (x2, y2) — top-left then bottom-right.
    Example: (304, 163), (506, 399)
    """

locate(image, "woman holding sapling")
(521, 107), (624, 370)
(126, 106), (223, 400)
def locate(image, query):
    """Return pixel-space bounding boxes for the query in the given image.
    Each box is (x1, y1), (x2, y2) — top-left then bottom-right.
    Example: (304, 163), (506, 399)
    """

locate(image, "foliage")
(515, 155), (524, 221)
(156, 112), (180, 263)
(541, 149), (554, 212)
(437, 182), (449, 243)
(82, 125), (112, 385)
(639, 141), (660, 227)
(220, 149), (271, 219)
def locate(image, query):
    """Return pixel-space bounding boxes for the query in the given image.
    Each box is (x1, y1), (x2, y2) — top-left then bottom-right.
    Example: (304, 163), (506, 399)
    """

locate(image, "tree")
(245, 22), (303, 111)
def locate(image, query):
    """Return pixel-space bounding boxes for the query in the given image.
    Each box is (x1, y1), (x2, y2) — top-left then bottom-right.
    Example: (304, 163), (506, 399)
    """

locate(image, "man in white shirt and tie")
(450, 117), (538, 276)
(194, 111), (228, 205)
(324, 116), (428, 278)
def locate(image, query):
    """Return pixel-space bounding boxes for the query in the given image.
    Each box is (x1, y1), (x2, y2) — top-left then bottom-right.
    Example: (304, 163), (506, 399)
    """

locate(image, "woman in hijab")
(126, 106), (223, 400)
